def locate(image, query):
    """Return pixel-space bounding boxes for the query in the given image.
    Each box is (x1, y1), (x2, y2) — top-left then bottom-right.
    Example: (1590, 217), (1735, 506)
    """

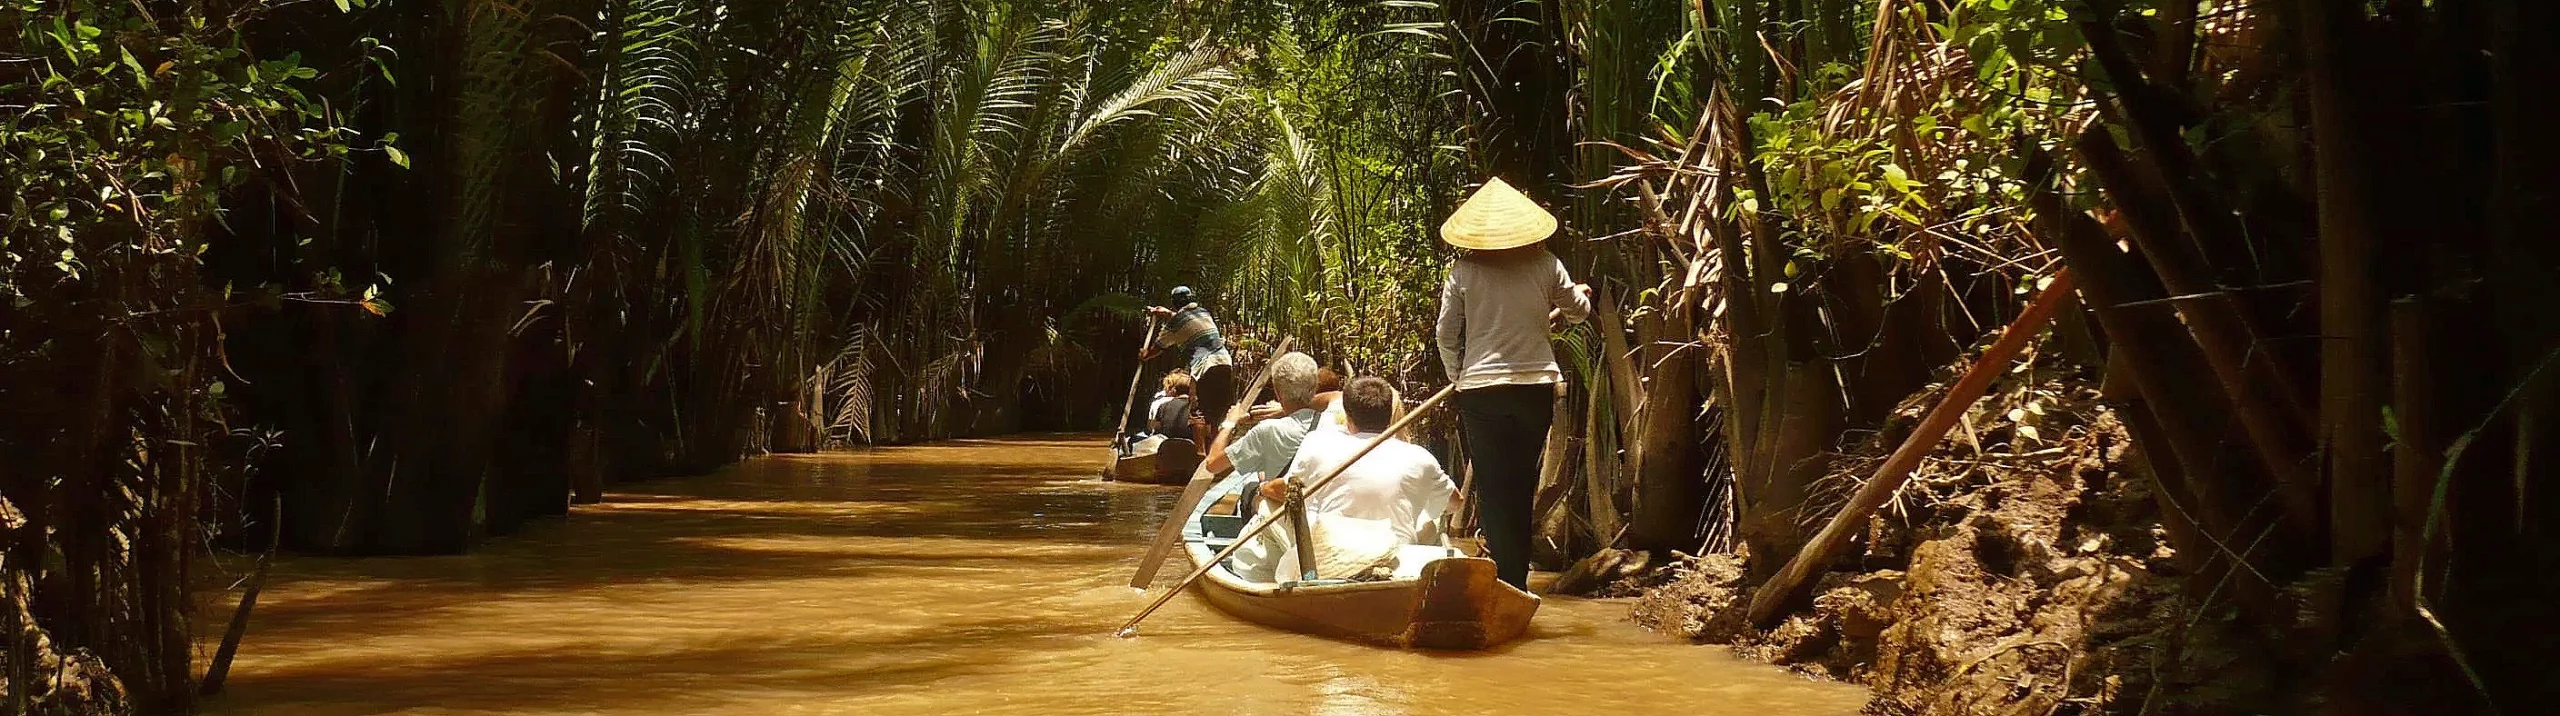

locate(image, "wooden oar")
(1127, 337), (1295, 589)
(1112, 316), (1161, 454)
(1117, 383), (1458, 638)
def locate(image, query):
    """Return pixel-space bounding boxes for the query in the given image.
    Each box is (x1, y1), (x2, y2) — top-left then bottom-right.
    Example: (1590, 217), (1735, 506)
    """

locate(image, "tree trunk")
(1741, 362), (1840, 580)
(2294, 0), (2389, 567)
(1625, 338), (1705, 551)
(1582, 378), (1626, 547)
(1533, 387), (1583, 567)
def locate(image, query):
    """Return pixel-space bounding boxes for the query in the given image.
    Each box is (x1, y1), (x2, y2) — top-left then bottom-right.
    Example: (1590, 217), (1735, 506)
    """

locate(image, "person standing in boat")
(1145, 286), (1235, 442)
(1255, 376), (1456, 581)
(1434, 177), (1591, 591)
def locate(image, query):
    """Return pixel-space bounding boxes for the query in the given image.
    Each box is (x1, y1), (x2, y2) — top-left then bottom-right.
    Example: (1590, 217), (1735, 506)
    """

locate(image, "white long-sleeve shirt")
(1231, 428), (1458, 582)
(1280, 429), (1456, 546)
(1436, 249), (1591, 390)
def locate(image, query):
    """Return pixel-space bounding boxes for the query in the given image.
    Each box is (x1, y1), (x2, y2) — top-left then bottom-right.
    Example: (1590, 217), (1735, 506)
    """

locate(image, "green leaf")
(120, 47), (147, 86)
(383, 144), (409, 168)
(1881, 163), (1915, 194)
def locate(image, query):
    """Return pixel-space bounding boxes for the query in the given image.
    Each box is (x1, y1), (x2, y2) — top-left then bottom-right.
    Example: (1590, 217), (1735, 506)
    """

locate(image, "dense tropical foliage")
(5, 0), (2553, 713)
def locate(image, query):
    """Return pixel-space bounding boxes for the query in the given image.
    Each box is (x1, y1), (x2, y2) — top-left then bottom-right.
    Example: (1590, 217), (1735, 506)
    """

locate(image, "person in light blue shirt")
(1205, 351), (1321, 581)
(1205, 351), (1321, 483)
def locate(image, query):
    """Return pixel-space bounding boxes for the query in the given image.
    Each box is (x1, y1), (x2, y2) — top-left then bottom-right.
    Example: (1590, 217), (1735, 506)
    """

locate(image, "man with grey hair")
(1205, 351), (1322, 582)
(1203, 351), (1321, 485)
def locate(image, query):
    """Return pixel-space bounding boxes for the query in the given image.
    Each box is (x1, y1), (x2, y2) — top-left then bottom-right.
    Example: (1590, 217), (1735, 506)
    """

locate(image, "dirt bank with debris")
(1629, 372), (2279, 715)
(3, 497), (132, 715)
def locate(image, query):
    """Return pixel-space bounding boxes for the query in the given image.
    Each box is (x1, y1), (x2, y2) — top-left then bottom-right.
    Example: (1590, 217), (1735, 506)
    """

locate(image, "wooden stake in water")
(1116, 384), (1458, 638)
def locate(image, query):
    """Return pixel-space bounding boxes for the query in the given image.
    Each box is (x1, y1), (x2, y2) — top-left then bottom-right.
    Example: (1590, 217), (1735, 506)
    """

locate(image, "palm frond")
(1056, 41), (1239, 158)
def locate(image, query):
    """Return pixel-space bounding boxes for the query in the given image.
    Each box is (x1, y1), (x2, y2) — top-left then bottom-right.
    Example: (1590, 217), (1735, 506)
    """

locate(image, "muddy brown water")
(201, 434), (1865, 716)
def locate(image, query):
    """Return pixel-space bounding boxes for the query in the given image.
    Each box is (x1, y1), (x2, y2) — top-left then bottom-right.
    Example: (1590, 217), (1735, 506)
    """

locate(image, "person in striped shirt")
(1145, 286), (1236, 443)
(1143, 285), (1232, 376)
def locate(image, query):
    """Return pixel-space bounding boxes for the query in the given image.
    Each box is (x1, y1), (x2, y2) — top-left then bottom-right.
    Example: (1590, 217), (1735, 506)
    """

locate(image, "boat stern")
(1402, 558), (1540, 650)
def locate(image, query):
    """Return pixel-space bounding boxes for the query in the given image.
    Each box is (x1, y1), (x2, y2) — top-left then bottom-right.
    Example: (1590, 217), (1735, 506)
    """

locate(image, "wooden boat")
(1106, 436), (1200, 485)
(1179, 473), (1540, 650)
(1106, 364), (1228, 486)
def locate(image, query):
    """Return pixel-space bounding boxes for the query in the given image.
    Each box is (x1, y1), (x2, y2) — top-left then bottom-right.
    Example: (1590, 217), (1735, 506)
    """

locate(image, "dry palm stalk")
(1746, 269), (2077, 627)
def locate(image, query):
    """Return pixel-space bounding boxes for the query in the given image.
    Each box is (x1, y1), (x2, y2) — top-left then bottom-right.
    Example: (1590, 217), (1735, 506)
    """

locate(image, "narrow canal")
(201, 435), (1866, 715)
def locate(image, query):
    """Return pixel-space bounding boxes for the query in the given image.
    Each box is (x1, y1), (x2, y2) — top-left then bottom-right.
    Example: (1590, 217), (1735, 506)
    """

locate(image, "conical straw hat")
(1438, 177), (1558, 250)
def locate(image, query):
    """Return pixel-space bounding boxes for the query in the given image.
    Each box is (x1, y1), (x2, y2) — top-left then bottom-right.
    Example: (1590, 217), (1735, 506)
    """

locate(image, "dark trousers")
(1456, 383), (1554, 590)
(1190, 364), (1237, 446)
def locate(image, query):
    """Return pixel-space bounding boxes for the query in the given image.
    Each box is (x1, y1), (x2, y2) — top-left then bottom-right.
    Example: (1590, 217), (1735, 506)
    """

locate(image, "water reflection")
(202, 435), (1865, 716)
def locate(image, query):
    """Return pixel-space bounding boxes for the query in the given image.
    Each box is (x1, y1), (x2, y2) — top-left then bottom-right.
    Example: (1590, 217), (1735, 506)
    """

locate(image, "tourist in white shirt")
(1254, 376), (1457, 580)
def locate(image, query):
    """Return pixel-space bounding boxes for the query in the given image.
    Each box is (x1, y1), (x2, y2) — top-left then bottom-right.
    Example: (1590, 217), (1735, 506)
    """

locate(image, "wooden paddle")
(1117, 383), (1458, 638)
(1112, 316), (1161, 454)
(1127, 336), (1294, 589)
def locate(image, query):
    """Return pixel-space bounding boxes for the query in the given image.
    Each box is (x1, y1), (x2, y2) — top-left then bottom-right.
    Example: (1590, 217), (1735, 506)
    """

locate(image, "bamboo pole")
(2076, 2), (2254, 278)
(2098, 353), (2212, 588)
(1118, 384), (1459, 637)
(2079, 130), (2314, 428)
(1745, 270), (2076, 627)
(200, 496), (281, 695)
(2031, 154), (2297, 618)
(2296, 0), (2390, 567)
(1112, 317), (1161, 452)
(2077, 130), (2323, 539)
